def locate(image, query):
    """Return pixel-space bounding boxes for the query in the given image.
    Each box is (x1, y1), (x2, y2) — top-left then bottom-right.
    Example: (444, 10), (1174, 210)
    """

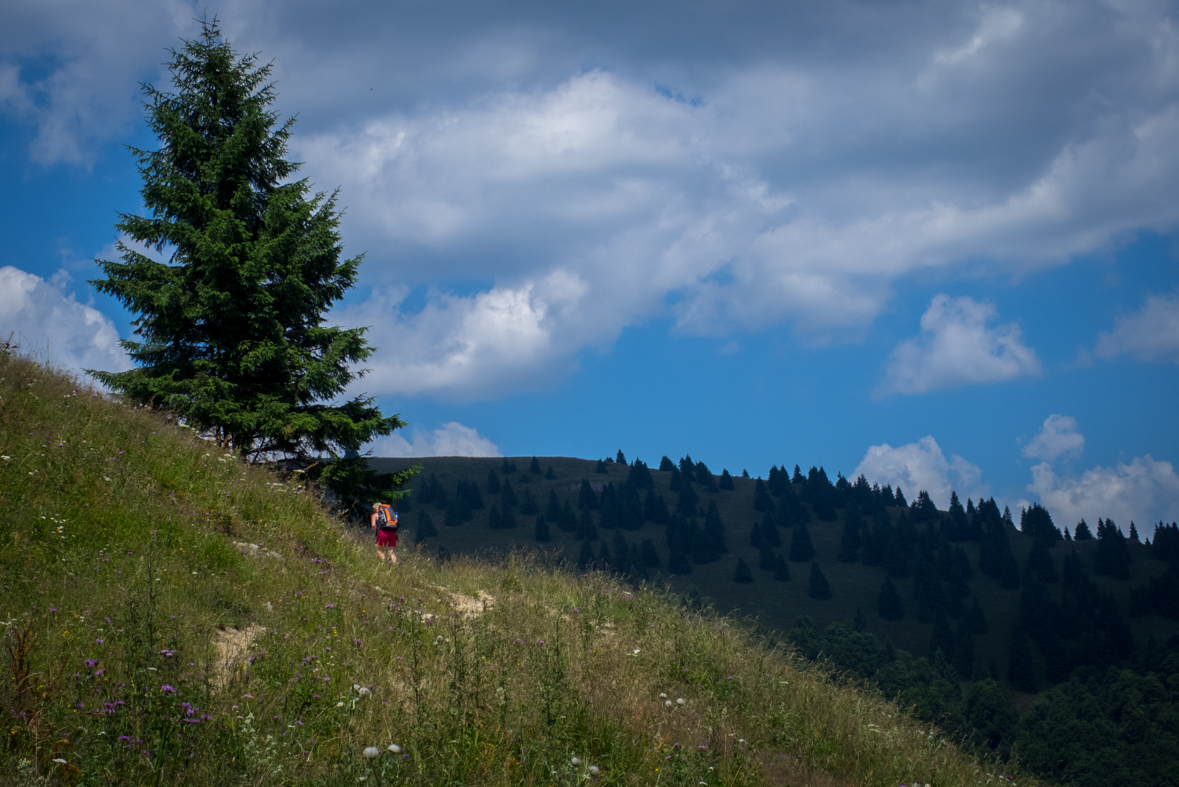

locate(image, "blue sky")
(3, 0), (1179, 531)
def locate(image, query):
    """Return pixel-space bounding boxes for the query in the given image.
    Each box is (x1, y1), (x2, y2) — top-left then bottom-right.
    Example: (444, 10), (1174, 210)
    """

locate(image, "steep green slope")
(0, 347), (1037, 786)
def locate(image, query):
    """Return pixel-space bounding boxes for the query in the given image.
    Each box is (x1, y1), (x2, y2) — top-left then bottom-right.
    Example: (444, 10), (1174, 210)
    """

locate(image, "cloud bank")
(366, 421), (501, 458)
(1022, 414), (1085, 462)
(1029, 456), (1179, 531)
(1021, 414), (1179, 527)
(1094, 291), (1179, 364)
(853, 435), (984, 509)
(880, 295), (1040, 396)
(0, 266), (130, 377)
(7, 1), (1179, 397)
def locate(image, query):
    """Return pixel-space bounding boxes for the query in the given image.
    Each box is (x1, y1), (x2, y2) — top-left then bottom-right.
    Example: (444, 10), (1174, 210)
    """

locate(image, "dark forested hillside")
(369, 453), (1179, 787)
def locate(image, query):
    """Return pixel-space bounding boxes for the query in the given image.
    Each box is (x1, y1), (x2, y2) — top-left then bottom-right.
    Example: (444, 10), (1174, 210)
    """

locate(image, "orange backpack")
(376, 504), (397, 530)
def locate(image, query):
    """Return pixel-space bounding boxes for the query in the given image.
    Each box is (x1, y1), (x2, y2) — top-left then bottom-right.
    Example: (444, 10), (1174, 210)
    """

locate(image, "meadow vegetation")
(0, 344), (1043, 785)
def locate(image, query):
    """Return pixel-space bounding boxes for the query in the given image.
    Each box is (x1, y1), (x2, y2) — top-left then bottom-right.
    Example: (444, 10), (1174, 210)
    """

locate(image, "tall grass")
(0, 345), (1038, 786)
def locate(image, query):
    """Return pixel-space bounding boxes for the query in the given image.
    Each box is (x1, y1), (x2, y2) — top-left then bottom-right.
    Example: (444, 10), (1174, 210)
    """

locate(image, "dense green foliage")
(88, 21), (413, 513)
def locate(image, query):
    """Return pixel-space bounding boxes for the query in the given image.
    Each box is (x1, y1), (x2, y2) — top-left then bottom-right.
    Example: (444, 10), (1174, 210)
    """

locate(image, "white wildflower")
(676, 697), (685, 705)
(589, 765), (600, 776)
(570, 756), (581, 766)
(362, 746), (380, 759)
(387, 744), (402, 753)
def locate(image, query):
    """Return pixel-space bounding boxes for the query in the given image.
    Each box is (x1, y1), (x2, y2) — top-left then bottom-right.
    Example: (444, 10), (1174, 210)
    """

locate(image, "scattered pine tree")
(734, 558), (754, 584)
(773, 554), (791, 582)
(789, 521), (816, 562)
(808, 562), (832, 600)
(878, 578), (904, 620)
(415, 509), (438, 542)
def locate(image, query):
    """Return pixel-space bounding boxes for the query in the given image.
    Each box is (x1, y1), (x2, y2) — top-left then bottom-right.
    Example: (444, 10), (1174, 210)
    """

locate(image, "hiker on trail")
(371, 502), (399, 564)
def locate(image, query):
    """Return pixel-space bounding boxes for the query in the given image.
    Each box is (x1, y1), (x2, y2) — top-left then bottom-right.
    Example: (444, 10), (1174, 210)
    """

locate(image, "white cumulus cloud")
(879, 294), (1040, 396)
(1029, 456), (1179, 530)
(366, 422), (501, 458)
(1023, 414), (1085, 462)
(1094, 291), (1179, 364)
(9, 2), (1179, 396)
(852, 435), (984, 509)
(0, 265), (129, 377)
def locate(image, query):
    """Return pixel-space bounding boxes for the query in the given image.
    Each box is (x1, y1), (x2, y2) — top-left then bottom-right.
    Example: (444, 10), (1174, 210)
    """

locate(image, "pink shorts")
(376, 529), (398, 548)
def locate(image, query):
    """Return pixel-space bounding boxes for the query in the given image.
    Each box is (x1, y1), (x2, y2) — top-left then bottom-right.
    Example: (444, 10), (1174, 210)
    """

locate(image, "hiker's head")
(372, 502), (381, 512)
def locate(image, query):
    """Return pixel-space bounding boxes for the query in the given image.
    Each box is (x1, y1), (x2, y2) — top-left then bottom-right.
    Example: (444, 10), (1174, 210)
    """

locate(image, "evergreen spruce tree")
(774, 554), (791, 581)
(807, 562), (832, 600)
(878, 578), (904, 620)
(89, 21), (416, 516)
(529, 456), (541, 474)
(487, 469), (502, 495)
(612, 530), (631, 574)
(947, 490), (968, 542)
(703, 500), (728, 555)
(487, 504), (502, 530)
(501, 479), (517, 509)
(788, 520), (816, 562)
(998, 541), (1022, 589)
(733, 558), (754, 584)
(597, 541), (613, 570)
(1027, 539), (1059, 583)
(599, 489), (621, 529)
(677, 480), (699, 517)
(952, 622), (975, 681)
(882, 536), (910, 578)
(577, 541), (595, 571)
(616, 450), (627, 465)
(760, 512), (782, 547)
(758, 542), (777, 572)
(415, 509), (438, 542)
(659, 456), (675, 471)
(595, 459), (608, 474)
(667, 544), (692, 575)
(577, 508), (598, 541)
(719, 469), (734, 490)
(501, 507), (517, 529)
(640, 538), (662, 568)
(754, 479), (772, 512)
(430, 476), (448, 510)
(520, 486), (538, 515)
(545, 465), (557, 480)
(534, 515), (551, 542)
(642, 490), (669, 525)
(558, 501), (578, 532)
(929, 611), (955, 659)
(444, 498), (464, 528)
(1006, 627), (1037, 693)
(1074, 519), (1093, 540)
(579, 478), (599, 510)
(546, 490), (562, 522)
(840, 505), (864, 552)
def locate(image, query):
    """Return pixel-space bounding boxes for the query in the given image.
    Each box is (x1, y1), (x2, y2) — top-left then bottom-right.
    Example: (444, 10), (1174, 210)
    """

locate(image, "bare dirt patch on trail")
(211, 623), (266, 690)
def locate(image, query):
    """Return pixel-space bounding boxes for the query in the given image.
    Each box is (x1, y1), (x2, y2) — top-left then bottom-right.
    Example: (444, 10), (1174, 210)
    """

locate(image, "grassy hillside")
(370, 456), (1178, 690)
(0, 347), (1042, 786)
